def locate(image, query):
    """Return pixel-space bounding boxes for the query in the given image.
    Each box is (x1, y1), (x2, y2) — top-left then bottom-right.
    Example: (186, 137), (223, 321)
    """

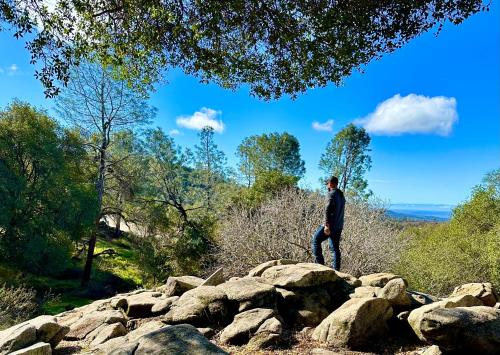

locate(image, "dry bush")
(215, 188), (404, 277)
(0, 283), (38, 329)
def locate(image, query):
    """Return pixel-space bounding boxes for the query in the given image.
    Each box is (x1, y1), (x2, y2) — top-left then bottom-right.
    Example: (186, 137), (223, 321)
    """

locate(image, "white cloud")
(169, 129), (181, 136)
(357, 94), (458, 136)
(176, 107), (225, 133)
(312, 119), (334, 132)
(0, 64), (20, 76)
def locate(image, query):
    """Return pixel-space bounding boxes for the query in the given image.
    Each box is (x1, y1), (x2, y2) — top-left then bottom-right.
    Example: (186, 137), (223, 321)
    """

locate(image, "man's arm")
(325, 192), (335, 228)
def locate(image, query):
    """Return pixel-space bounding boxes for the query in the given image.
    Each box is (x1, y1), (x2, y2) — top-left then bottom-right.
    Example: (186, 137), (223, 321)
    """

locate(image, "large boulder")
(219, 308), (276, 345)
(163, 286), (229, 327)
(16, 315), (69, 348)
(134, 325), (228, 354)
(126, 291), (165, 318)
(312, 297), (393, 349)
(449, 283), (498, 307)
(65, 309), (127, 340)
(94, 321), (167, 353)
(90, 323), (127, 346)
(349, 286), (380, 299)
(0, 324), (37, 354)
(104, 324), (228, 355)
(25, 316), (65, 345)
(0, 315), (70, 354)
(407, 290), (439, 308)
(9, 342), (51, 355)
(248, 259), (297, 277)
(216, 277), (276, 312)
(55, 297), (118, 327)
(418, 306), (500, 354)
(158, 276), (204, 297)
(151, 296), (179, 315)
(254, 316), (282, 334)
(408, 294), (483, 341)
(334, 271), (361, 288)
(377, 278), (412, 307)
(110, 297), (128, 311)
(358, 273), (400, 287)
(196, 327), (215, 338)
(275, 276), (350, 328)
(277, 286), (334, 327)
(247, 317), (283, 349)
(56, 310), (84, 329)
(201, 268), (225, 287)
(261, 263), (337, 288)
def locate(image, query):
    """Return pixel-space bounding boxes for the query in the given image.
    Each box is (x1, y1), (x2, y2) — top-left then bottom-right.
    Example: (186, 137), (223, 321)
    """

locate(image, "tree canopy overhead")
(1, 0), (489, 98)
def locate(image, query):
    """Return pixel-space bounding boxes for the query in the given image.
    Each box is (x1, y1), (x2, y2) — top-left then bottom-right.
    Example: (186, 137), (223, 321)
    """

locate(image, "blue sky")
(0, 5), (498, 206)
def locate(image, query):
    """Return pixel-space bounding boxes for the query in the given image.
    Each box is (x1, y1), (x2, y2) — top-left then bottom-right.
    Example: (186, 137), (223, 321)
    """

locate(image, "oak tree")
(1, 1), (489, 98)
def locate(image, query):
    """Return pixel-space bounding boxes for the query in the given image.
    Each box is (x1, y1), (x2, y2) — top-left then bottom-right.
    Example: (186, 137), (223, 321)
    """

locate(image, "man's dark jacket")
(325, 188), (345, 231)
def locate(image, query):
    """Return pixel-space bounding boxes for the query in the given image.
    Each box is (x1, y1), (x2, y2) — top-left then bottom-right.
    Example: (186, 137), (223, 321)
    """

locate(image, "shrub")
(396, 221), (500, 296)
(130, 210), (218, 285)
(215, 187), (403, 277)
(0, 101), (97, 275)
(396, 171), (500, 296)
(0, 283), (37, 330)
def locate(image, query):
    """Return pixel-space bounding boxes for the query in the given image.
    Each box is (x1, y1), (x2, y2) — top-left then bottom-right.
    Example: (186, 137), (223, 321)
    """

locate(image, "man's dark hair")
(327, 176), (339, 186)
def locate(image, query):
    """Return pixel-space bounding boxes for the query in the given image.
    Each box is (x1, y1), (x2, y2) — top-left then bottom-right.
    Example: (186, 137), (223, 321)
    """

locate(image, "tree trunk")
(81, 141), (106, 286)
(114, 214), (122, 238)
(81, 229), (97, 286)
(113, 193), (123, 238)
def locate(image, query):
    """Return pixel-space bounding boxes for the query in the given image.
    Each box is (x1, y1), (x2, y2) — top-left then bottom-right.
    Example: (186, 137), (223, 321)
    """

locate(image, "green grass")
(0, 233), (145, 315)
(43, 295), (93, 314)
(93, 236), (144, 286)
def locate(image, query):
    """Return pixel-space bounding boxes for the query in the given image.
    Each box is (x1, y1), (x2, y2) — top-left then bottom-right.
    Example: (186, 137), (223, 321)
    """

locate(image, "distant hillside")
(387, 204), (453, 222)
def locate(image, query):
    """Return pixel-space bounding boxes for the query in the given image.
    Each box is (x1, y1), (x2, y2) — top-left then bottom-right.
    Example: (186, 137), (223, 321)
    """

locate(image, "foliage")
(235, 171), (300, 207)
(0, 101), (97, 274)
(235, 132), (305, 206)
(482, 168), (500, 195)
(126, 127), (218, 279)
(0, 1), (489, 98)
(0, 283), (37, 330)
(55, 62), (155, 136)
(194, 126), (227, 210)
(319, 123), (372, 198)
(105, 130), (147, 237)
(130, 209), (217, 281)
(55, 62), (155, 285)
(142, 128), (202, 222)
(397, 169), (500, 296)
(216, 187), (402, 277)
(238, 132), (305, 182)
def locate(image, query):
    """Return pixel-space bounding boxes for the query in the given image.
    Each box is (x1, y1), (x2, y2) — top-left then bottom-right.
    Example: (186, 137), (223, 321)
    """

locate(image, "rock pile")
(0, 262), (499, 354)
(0, 315), (68, 354)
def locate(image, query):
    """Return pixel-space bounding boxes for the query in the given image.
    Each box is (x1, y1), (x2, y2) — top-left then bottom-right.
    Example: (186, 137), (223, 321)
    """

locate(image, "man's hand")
(324, 224), (331, 236)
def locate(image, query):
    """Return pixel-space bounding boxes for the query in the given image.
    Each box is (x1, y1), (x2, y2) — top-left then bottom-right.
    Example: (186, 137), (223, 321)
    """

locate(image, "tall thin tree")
(194, 126), (226, 209)
(55, 62), (155, 285)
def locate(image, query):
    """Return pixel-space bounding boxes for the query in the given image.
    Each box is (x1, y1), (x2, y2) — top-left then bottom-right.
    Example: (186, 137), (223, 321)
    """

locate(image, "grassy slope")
(0, 234), (144, 315)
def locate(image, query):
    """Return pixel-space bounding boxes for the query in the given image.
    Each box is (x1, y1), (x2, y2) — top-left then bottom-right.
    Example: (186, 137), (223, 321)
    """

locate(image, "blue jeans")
(312, 225), (342, 270)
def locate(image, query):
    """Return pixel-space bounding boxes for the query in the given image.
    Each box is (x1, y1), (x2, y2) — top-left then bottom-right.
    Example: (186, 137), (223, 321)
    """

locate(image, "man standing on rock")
(312, 176), (345, 271)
